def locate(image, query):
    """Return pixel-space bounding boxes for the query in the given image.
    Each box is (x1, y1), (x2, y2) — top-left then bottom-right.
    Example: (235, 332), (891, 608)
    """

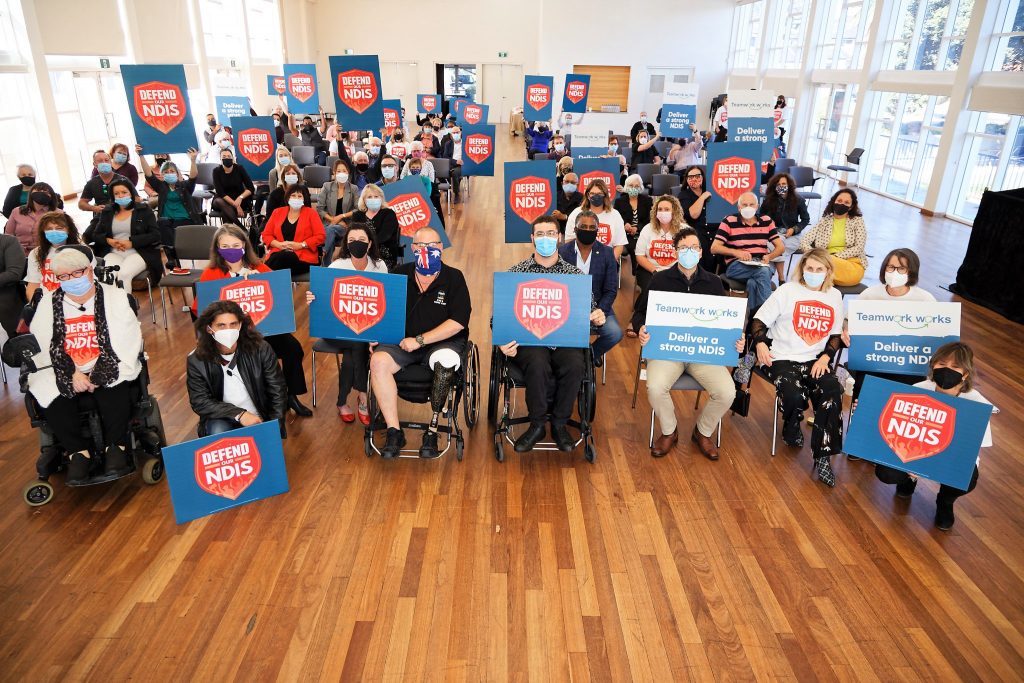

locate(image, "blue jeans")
(591, 312), (623, 358)
(725, 260), (773, 311)
(201, 418), (241, 437)
(322, 223), (347, 264)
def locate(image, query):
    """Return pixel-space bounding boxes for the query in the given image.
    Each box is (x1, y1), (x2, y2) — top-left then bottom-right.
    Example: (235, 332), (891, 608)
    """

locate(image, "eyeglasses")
(885, 265), (909, 274)
(534, 231), (560, 239)
(412, 241), (442, 249)
(687, 173), (703, 179)
(677, 247), (701, 255)
(55, 267), (88, 281)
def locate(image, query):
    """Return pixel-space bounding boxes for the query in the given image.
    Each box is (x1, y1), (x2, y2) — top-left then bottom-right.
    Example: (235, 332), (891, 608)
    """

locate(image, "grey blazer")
(317, 181), (359, 223)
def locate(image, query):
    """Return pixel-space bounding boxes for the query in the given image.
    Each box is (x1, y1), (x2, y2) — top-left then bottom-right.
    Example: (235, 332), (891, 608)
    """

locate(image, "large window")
(803, 84), (858, 171)
(862, 92), (948, 203)
(246, 0), (281, 63)
(731, 1), (767, 69)
(949, 113), (1024, 221)
(816, 0), (876, 68)
(884, 0), (975, 70)
(767, 0), (811, 68)
(987, 0), (1024, 70)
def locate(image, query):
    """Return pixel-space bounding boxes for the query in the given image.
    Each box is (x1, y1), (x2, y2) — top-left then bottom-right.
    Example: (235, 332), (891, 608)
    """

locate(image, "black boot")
(551, 423), (574, 452)
(935, 501), (955, 531)
(514, 423), (546, 452)
(104, 445), (131, 475)
(288, 394), (313, 417)
(419, 431), (441, 459)
(66, 452), (91, 483)
(381, 427), (406, 459)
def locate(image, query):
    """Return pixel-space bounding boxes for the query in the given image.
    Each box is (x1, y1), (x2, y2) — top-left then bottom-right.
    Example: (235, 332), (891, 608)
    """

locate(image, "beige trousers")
(646, 360), (736, 438)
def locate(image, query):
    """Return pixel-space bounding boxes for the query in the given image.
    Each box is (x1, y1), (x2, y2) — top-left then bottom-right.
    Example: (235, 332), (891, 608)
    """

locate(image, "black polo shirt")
(394, 261), (472, 340)
(631, 264), (726, 331)
(556, 190), (583, 230)
(81, 173), (128, 208)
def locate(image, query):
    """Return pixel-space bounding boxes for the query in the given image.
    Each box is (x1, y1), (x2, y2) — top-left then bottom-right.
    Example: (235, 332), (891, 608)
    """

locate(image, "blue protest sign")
(845, 376), (992, 490)
(574, 157), (620, 202)
(459, 102), (489, 126)
(523, 75), (554, 121)
(561, 74), (590, 113)
(417, 93), (441, 115)
(381, 175), (449, 246)
(504, 160), (556, 243)
(283, 63), (320, 114)
(492, 272), (592, 348)
(329, 55), (384, 130)
(309, 266), (407, 343)
(121, 64), (199, 153)
(216, 96), (250, 126)
(461, 124), (496, 177)
(848, 300), (961, 376)
(267, 74), (286, 96)
(642, 291), (747, 365)
(163, 421), (289, 525)
(661, 83), (699, 136)
(706, 141), (762, 223)
(229, 116), (277, 181)
(728, 91), (776, 160)
(381, 99), (403, 137)
(195, 269), (295, 336)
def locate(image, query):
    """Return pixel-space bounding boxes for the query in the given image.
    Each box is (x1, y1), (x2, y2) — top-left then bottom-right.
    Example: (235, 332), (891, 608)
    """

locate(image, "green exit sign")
(498, 52), (508, 58)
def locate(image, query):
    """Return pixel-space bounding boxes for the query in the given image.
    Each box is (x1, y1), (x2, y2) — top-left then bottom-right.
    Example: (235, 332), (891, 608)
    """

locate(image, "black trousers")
(42, 382), (132, 453)
(212, 197), (252, 224)
(0, 286), (25, 338)
(769, 360), (844, 458)
(329, 340), (369, 404)
(511, 347), (585, 426)
(265, 251), (311, 276)
(876, 463), (979, 507)
(265, 333), (307, 395)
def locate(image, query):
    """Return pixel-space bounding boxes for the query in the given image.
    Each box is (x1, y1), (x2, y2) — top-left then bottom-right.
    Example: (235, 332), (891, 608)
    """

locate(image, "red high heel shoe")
(338, 405), (355, 423)
(357, 402), (370, 426)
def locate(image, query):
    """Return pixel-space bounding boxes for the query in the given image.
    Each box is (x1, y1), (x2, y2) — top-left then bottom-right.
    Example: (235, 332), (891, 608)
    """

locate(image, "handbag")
(730, 382), (751, 417)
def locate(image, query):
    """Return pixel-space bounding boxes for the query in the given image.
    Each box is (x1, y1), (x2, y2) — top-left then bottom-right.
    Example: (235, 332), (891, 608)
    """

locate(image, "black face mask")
(30, 192), (51, 205)
(932, 367), (964, 390)
(347, 241), (370, 258)
(833, 204), (851, 216)
(589, 194), (604, 206)
(575, 229), (597, 246)
(356, 162), (369, 172)
(20, 175), (35, 187)
(222, 158), (234, 168)
(208, 120), (217, 128)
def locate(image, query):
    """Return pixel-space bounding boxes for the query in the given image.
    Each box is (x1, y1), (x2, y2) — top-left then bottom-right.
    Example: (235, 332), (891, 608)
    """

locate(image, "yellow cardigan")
(799, 213), (868, 270)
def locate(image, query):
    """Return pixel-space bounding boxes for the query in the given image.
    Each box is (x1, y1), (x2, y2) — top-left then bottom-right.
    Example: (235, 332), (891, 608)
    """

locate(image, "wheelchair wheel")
(364, 432), (373, 457)
(141, 457), (164, 485)
(23, 480), (54, 507)
(456, 437), (464, 462)
(494, 432), (505, 463)
(487, 348), (501, 428)
(585, 441), (596, 464)
(462, 344), (480, 429)
(579, 378), (597, 424)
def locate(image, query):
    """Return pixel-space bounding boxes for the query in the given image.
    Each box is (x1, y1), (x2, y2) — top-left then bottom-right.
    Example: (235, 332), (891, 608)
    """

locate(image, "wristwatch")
(415, 334), (425, 348)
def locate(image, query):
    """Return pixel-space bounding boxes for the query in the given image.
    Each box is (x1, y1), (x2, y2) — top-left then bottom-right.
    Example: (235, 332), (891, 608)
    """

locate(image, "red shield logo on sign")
(422, 95), (436, 111)
(792, 300), (835, 346)
(220, 278), (273, 326)
(712, 156), (756, 205)
(64, 315), (99, 368)
(649, 238), (676, 266)
(338, 69), (377, 113)
(383, 108), (399, 134)
(331, 275), (386, 334)
(773, 108), (783, 124)
(133, 81), (186, 134)
(565, 81), (587, 104)
(464, 104), (483, 124)
(514, 278), (570, 340)
(389, 192), (432, 238)
(391, 143), (408, 159)
(195, 436), (262, 501)
(720, 109), (729, 123)
(237, 127), (274, 169)
(597, 223), (612, 245)
(879, 393), (956, 462)
(509, 176), (551, 224)
(579, 170), (617, 201)
(527, 84), (551, 111)
(465, 133), (492, 164)
(287, 72), (315, 103)
(273, 76), (286, 94)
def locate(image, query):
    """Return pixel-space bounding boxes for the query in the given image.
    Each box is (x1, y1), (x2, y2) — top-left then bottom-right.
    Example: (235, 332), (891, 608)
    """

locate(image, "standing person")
(203, 113), (221, 149)
(799, 188), (868, 287)
(552, 171), (583, 235)
(775, 96), (789, 152)
(678, 165), (714, 269)
(91, 178), (162, 286)
(557, 110), (584, 136)
(211, 148), (255, 225)
(25, 212), (83, 301)
(318, 158), (359, 264)
(78, 150), (129, 242)
(762, 173), (810, 283)
(351, 185), (400, 269)
(0, 232), (26, 338)
(630, 111), (657, 141)
(439, 125), (465, 203)
(4, 182), (60, 254)
(91, 143), (139, 187)
(137, 145), (202, 267)
(261, 185), (324, 277)
(751, 248), (845, 486)
(713, 94), (728, 142)
(613, 174), (653, 278)
(565, 179), (628, 262)
(630, 127), (662, 173)
(711, 192), (784, 312)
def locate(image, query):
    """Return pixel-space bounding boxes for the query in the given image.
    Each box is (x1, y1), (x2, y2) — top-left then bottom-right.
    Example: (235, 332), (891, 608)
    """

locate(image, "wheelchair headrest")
(1, 334), (41, 368)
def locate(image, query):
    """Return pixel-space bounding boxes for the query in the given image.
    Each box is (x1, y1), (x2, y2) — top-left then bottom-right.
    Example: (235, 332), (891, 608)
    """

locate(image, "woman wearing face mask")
(565, 179), (628, 262)
(27, 245), (143, 484)
(4, 164), (42, 218)
(401, 154), (446, 226)
(91, 143), (139, 187)
(613, 174), (653, 281)
(267, 163), (305, 216)
(555, 156), (574, 189)
(413, 126), (441, 158)
(678, 165), (714, 267)
(268, 148), (294, 193)
(305, 222), (388, 422)
(194, 225), (312, 417)
(92, 178), (162, 286)
(799, 188), (867, 287)
(25, 212), (84, 301)
(630, 128), (662, 173)
(137, 145), (202, 267)
(386, 129), (411, 162)
(602, 136), (628, 184)
(261, 185), (324, 277)
(319, 159), (360, 264)
(187, 300), (288, 437)
(634, 195), (684, 299)
(351, 185), (400, 269)
(761, 173), (810, 283)
(872, 342), (993, 531)
(4, 182), (61, 254)
(751, 248), (846, 487)
(212, 149), (254, 225)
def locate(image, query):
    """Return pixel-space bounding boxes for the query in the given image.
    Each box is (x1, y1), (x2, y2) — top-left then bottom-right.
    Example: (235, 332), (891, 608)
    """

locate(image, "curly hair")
(762, 173), (799, 216)
(823, 188), (862, 218)
(650, 194), (685, 233)
(194, 301), (265, 363)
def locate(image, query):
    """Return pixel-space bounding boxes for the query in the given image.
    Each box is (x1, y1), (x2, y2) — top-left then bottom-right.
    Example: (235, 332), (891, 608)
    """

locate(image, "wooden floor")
(1, 129), (1022, 682)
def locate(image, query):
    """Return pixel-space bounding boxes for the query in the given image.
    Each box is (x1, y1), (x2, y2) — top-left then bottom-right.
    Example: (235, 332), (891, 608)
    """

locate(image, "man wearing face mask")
(552, 172), (583, 234)
(349, 151), (381, 190)
(187, 300), (288, 438)
(439, 126), (465, 203)
(289, 113), (328, 165)
(634, 228), (743, 459)
(499, 215), (607, 453)
(546, 135), (570, 161)
(711, 192), (784, 311)
(369, 228), (472, 459)
(630, 111), (657, 142)
(203, 114), (221, 148)
(557, 111), (584, 137)
(375, 155), (401, 187)
(78, 151), (129, 243)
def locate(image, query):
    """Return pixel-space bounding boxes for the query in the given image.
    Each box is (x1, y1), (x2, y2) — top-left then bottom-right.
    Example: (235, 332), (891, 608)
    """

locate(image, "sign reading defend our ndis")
(504, 160), (556, 243)
(308, 267), (407, 343)
(642, 291), (746, 365)
(195, 269), (295, 336)
(492, 273), (592, 349)
(121, 64), (198, 153)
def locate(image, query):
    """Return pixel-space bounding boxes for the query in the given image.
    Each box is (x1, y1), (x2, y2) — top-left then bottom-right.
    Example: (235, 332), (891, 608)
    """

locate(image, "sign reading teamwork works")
(417, 93), (441, 115)
(461, 123), (496, 176)
(228, 116), (276, 181)
(283, 63), (320, 114)
(196, 269), (295, 336)
(569, 126), (608, 160)
(492, 273), (592, 348)
(459, 102), (489, 126)
(706, 141), (762, 223)
(309, 267), (407, 343)
(381, 99), (403, 137)
(574, 157), (619, 202)
(845, 376), (991, 490)
(504, 160), (556, 243)
(267, 75), (286, 96)
(561, 74), (590, 113)
(330, 55), (383, 129)
(642, 291), (746, 365)
(381, 175), (449, 246)
(523, 75), (554, 121)
(164, 421), (289, 525)
(121, 64), (198, 153)
(848, 301), (961, 376)
(661, 83), (699, 136)
(216, 96), (249, 126)
(727, 90), (776, 161)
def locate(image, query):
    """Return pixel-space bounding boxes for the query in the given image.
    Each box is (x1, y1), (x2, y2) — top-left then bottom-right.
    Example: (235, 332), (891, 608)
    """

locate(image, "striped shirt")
(714, 213), (780, 263)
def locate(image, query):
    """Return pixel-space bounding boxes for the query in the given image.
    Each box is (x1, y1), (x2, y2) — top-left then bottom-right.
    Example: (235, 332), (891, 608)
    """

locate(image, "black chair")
(827, 148), (864, 176)
(283, 133), (300, 150)
(291, 145), (315, 168)
(637, 163), (661, 188)
(427, 158), (453, 214)
(791, 166), (823, 201)
(775, 158), (798, 175)
(654, 140), (673, 158)
(302, 165), (331, 192)
(157, 225), (217, 328)
(651, 173), (680, 197)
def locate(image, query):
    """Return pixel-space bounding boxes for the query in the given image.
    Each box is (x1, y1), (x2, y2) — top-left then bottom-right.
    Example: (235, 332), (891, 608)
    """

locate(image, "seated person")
(613, 174), (652, 275)
(799, 188), (868, 287)
(78, 151), (129, 242)
(376, 155), (401, 187)
(261, 184), (324, 276)
(678, 165), (714, 269)
(3, 164), (40, 218)
(27, 246), (142, 483)
(439, 126), (465, 202)
(288, 113), (328, 165)
(211, 148), (255, 225)
(710, 192), (784, 311)
(565, 179), (628, 262)
(137, 145), (202, 267)
(558, 211), (622, 364)
(751, 248), (845, 487)
(92, 142), (139, 187)
(349, 151), (381, 190)
(4, 181), (62, 254)
(0, 232), (26, 338)
(762, 173), (810, 283)
(635, 228), (742, 460)
(527, 122), (553, 159)
(91, 178), (162, 287)
(368, 227), (472, 459)
(267, 163), (302, 216)
(25, 212), (84, 301)
(187, 300), (288, 436)
(603, 136), (628, 184)
(552, 171), (582, 234)
(351, 185), (400, 269)
(318, 158), (359, 264)
(500, 215), (607, 453)
(546, 134), (569, 161)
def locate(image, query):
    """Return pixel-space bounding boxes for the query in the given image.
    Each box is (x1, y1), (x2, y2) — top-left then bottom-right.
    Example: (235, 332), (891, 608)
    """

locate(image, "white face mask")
(656, 211), (673, 225)
(885, 271), (909, 288)
(284, 174), (299, 185)
(336, 172), (349, 183)
(739, 206), (757, 219)
(211, 328), (240, 349)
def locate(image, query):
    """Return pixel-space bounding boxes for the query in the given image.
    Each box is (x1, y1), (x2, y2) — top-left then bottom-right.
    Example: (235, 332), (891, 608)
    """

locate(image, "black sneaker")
(104, 445), (130, 475)
(419, 431), (441, 459)
(67, 452), (91, 483)
(935, 502), (955, 531)
(514, 423), (546, 452)
(896, 477), (918, 499)
(551, 424), (574, 452)
(381, 428), (406, 459)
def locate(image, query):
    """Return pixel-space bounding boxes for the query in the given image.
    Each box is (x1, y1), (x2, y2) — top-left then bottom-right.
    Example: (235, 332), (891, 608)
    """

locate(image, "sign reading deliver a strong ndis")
(461, 123), (496, 176)
(705, 141), (762, 223)
(847, 300), (961, 376)
(121, 64), (198, 153)
(330, 55), (384, 130)
(228, 116), (277, 181)
(195, 269), (295, 336)
(308, 267), (407, 343)
(504, 160), (556, 243)
(163, 421), (289, 524)
(642, 291), (746, 365)
(492, 272), (593, 349)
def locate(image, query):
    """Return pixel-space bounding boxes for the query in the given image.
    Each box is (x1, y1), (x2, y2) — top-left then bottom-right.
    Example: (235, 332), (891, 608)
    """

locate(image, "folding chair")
(827, 148), (864, 178)
(637, 163), (661, 189)
(427, 158), (453, 215)
(651, 173), (680, 197)
(157, 225), (217, 328)
(630, 352), (722, 448)
(291, 145), (315, 168)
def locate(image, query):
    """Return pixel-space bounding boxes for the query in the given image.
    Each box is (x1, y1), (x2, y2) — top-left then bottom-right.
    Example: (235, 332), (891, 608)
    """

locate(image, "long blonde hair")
(650, 195), (684, 233)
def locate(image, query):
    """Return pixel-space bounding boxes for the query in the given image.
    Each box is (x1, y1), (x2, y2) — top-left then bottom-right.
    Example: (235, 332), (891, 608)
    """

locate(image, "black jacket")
(186, 340), (288, 437)
(614, 193), (654, 234)
(92, 203), (163, 284)
(3, 184), (25, 219)
(439, 137), (462, 165)
(144, 173), (203, 223)
(631, 264), (726, 332)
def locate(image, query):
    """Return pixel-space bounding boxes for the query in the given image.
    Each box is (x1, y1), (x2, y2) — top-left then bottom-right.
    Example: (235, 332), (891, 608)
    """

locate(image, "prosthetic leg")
(420, 363), (455, 459)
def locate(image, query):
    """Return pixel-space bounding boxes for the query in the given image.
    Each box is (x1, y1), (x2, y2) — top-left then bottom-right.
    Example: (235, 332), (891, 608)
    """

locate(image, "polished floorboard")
(1, 129), (1022, 681)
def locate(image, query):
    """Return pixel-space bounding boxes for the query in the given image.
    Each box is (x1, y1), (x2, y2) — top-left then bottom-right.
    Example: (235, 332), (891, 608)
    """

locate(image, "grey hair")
(575, 209), (599, 227)
(624, 173), (644, 188)
(50, 247), (91, 274)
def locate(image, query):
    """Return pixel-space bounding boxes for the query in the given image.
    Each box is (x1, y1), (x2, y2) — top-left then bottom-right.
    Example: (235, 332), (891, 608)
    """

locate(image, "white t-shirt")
(62, 295), (99, 373)
(714, 105), (728, 128)
(755, 281), (844, 362)
(220, 353), (259, 417)
(857, 284), (936, 302)
(564, 208), (628, 248)
(913, 380), (993, 460)
(328, 256), (389, 273)
(26, 247), (58, 291)
(635, 223), (677, 270)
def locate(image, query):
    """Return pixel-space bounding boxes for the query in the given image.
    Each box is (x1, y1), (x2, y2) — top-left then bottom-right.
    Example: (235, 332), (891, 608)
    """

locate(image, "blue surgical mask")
(535, 236), (558, 258)
(381, 166), (396, 179)
(97, 162), (113, 174)
(804, 271), (826, 289)
(114, 196), (133, 207)
(366, 197), (382, 211)
(608, 143), (618, 152)
(288, 197), (304, 210)
(562, 183), (577, 194)
(677, 248), (700, 269)
(45, 230), (68, 245)
(113, 152), (128, 164)
(59, 274), (92, 296)
(162, 173), (178, 184)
